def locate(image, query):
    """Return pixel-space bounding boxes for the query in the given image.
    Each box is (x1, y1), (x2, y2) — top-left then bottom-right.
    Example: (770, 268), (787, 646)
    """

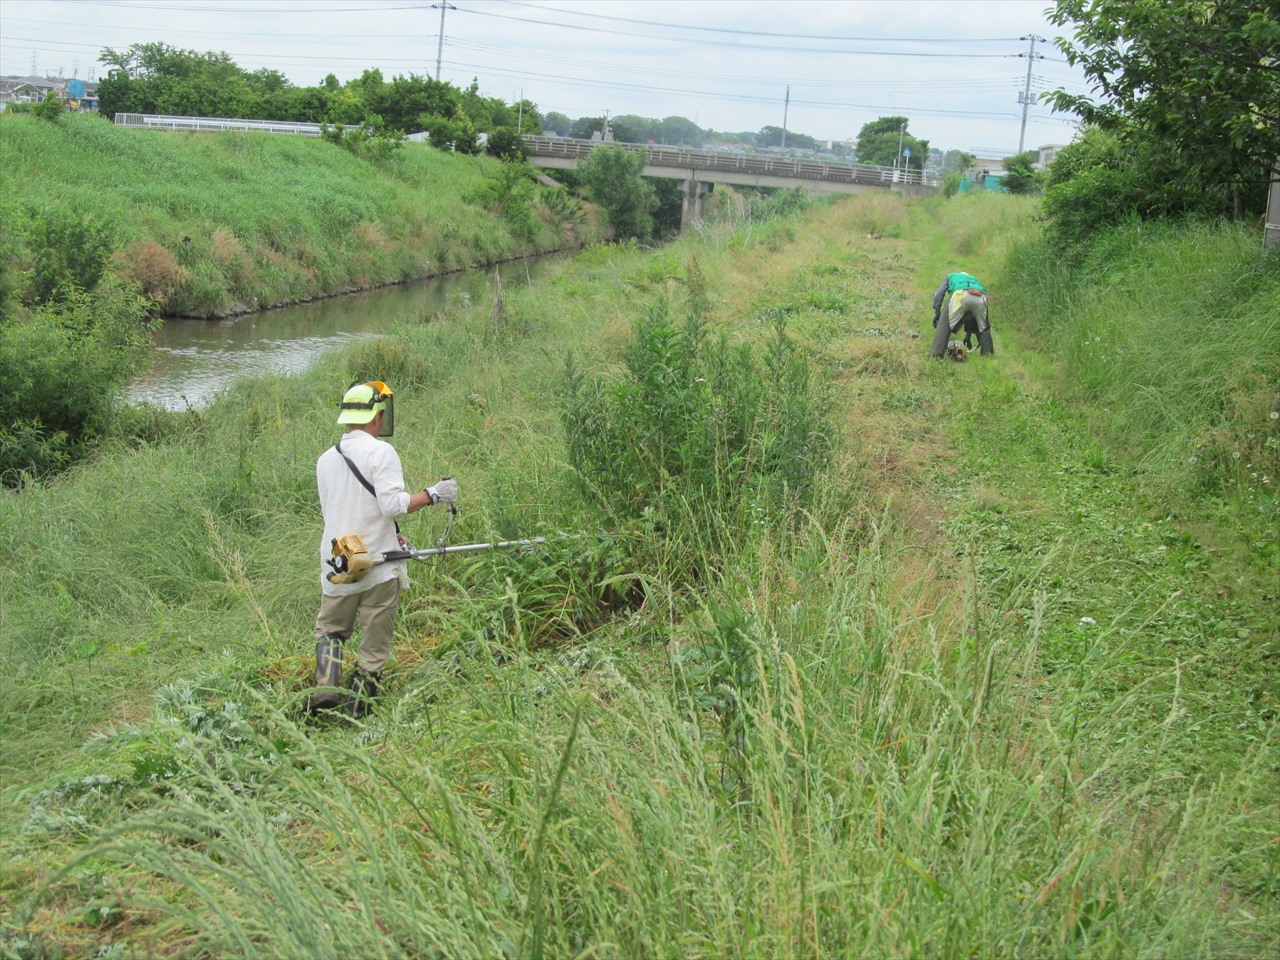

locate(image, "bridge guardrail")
(522, 135), (937, 187)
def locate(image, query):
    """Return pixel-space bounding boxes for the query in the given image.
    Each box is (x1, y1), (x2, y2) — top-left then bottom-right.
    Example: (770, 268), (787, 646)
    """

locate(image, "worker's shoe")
(346, 666), (382, 719)
(307, 635), (345, 713)
(977, 329), (995, 356)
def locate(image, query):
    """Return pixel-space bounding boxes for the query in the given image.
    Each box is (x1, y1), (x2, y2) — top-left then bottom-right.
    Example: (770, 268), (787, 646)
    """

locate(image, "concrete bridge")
(523, 135), (940, 228)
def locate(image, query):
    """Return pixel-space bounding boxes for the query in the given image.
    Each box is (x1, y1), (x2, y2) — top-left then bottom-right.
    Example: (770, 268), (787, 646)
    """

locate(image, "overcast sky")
(1, 0), (1093, 155)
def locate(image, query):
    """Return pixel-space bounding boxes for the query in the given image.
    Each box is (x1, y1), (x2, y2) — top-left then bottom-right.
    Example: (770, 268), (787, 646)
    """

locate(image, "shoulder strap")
(334, 439), (377, 498)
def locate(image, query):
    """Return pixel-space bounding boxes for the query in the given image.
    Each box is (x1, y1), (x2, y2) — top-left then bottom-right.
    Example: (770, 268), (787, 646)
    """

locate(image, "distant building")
(1036, 144), (1068, 168)
(957, 166), (1009, 194)
(0, 75), (99, 111)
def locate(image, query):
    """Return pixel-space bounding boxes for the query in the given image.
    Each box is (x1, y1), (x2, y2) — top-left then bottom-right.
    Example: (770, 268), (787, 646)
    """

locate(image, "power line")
(447, 37), (1034, 91)
(443, 57), (1025, 121)
(50, 0), (432, 13)
(457, 6), (1020, 58)
(46, 0), (1035, 46)
(501, 0), (1025, 43)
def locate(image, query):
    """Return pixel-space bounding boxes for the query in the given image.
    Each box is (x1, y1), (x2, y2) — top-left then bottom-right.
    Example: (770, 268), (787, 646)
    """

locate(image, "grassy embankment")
(1, 188), (1276, 956)
(0, 112), (599, 317)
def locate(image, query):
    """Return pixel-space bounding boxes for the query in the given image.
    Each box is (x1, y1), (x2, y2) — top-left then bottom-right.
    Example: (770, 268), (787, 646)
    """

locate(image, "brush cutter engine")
(326, 533), (374, 584)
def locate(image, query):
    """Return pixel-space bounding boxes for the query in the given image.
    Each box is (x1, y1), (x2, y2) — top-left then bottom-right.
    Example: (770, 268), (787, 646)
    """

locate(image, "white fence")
(114, 113), (326, 137)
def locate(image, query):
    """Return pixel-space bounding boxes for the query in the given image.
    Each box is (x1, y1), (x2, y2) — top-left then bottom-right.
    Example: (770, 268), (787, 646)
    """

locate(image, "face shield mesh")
(376, 394), (394, 437)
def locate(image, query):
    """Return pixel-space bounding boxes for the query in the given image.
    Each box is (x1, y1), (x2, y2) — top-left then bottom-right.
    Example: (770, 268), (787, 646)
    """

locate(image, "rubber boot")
(977, 328), (995, 356)
(346, 666), (382, 719)
(308, 635), (345, 713)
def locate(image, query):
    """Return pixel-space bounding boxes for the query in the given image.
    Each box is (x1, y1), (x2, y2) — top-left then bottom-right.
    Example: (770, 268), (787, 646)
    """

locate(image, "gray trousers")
(931, 289), (993, 357)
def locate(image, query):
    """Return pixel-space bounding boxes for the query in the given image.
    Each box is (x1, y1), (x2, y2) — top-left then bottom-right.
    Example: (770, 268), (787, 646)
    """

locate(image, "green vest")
(946, 272), (986, 294)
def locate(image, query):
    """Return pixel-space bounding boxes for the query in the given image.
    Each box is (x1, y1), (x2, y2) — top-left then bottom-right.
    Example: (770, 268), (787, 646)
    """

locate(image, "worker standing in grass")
(309, 380), (458, 717)
(931, 270), (994, 358)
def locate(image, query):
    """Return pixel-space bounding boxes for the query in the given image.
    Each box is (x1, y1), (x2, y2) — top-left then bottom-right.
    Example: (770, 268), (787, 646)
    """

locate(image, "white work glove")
(426, 477), (458, 506)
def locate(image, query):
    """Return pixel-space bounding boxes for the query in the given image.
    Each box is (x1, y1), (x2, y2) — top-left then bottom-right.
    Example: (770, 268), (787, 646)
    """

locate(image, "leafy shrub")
(578, 145), (657, 242)
(0, 203), (24, 315)
(1041, 126), (1237, 254)
(747, 186), (809, 221)
(1001, 150), (1043, 195)
(538, 186), (585, 240)
(561, 265), (831, 583)
(1041, 130), (1146, 251)
(465, 163), (540, 241)
(33, 90), (63, 123)
(0, 281), (156, 484)
(319, 119), (405, 162)
(484, 126), (527, 162)
(675, 603), (762, 790)
(24, 208), (116, 304)
(419, 115), (480, 154)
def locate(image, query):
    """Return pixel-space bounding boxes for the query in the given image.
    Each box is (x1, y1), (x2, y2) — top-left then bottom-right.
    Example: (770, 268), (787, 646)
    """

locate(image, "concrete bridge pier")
(680, 178), (714, 230)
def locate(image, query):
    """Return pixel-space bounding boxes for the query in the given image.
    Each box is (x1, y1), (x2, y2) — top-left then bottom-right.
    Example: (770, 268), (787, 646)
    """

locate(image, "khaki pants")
(314, 578), (400, 673)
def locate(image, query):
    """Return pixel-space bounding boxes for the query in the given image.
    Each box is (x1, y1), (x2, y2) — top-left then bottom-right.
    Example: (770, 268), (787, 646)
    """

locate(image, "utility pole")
(896, 121), (905, 177)
(1266, 124), (1280, 253)
(516, 88), (523, 135)
(1265, 67), (1280, 254)
(1017, 34), (1044, 154)
(432, 2), (455, 82)
(782, 84), (790, 150)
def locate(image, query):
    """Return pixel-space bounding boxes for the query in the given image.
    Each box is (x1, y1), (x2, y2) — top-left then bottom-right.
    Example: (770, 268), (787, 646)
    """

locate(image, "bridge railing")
(522, 135), (938, 187)
(114, 113), (326, 137)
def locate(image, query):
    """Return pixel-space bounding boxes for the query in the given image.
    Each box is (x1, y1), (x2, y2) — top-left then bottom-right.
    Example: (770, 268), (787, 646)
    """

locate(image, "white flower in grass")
(1079, 616), (1097, 625)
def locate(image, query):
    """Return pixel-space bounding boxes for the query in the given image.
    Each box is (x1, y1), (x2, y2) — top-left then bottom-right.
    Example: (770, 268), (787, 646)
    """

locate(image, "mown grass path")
(905, 203), (1275, 789)
(899, 199), (1277, 913)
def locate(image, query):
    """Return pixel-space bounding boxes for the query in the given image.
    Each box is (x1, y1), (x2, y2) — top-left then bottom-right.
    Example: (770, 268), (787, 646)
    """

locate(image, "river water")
(125, 257), (561, 410)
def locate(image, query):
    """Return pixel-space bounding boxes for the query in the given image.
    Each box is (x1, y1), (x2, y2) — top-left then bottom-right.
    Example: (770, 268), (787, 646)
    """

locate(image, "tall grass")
(1002, 218), (1280, 499)
(16, 501), (1268, 957)
(0, 112), (597, 316)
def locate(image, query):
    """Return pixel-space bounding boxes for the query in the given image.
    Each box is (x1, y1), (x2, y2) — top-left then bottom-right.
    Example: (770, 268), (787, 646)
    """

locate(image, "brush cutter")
(325, 505), (546, 584)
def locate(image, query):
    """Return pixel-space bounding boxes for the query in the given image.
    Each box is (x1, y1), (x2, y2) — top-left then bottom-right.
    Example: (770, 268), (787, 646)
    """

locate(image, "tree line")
(96, 43), (953, 166)
(97, 42), (542, 157)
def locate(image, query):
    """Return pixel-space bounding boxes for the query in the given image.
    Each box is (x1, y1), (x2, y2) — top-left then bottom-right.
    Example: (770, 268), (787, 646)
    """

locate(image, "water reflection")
(126, 257), (558, 410)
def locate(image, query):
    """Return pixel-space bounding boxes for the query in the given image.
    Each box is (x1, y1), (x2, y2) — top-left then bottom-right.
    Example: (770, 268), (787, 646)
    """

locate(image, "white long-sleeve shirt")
(316, 430), (411, 596)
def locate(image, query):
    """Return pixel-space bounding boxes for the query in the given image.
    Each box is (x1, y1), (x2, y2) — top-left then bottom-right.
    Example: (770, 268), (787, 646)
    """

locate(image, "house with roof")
(0, 76), (99, 111)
